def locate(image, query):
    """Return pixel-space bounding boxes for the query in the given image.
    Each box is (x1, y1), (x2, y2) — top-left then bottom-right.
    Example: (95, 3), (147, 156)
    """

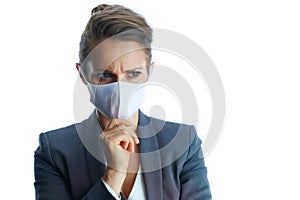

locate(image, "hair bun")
(91, 4), (109, 15)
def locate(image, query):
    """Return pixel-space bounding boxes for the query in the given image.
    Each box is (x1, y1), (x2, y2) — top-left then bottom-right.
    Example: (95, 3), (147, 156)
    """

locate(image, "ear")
(76, 63), (87, 85)
(148, 61), (155, 76)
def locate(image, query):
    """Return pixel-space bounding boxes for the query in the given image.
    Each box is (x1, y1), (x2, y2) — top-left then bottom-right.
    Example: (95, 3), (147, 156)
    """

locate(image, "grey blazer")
(34, 110), (212, 200)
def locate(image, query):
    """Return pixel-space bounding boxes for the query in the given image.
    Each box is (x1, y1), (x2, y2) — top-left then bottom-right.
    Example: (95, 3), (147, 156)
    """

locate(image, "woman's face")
(81, 39), (149, 85)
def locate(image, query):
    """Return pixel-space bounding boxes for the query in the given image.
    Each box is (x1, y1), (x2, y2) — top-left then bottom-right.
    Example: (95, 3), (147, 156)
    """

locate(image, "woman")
(34, 4), (212, 200)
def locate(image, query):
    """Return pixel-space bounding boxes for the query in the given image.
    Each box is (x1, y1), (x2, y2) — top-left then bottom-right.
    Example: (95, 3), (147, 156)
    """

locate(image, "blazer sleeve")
(34, 132), (126, 200)
(179, 126), (212, 200)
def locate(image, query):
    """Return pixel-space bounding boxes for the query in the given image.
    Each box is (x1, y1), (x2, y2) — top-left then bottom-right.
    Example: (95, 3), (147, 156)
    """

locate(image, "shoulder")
(39, 124), (79, 146)
(43, 124), (77, 138)
(36, 124), (83, 158)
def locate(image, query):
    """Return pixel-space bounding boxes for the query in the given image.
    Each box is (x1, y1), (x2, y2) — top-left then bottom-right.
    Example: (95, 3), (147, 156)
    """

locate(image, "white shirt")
(102, 166), (147, 200)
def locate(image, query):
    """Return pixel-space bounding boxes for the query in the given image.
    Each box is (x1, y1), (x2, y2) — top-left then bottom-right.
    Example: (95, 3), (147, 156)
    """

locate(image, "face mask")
(87, 81), (146, 119)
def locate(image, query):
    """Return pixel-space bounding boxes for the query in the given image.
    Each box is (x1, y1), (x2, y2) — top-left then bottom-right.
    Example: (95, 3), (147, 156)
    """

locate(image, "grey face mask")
(87, 81), (146, 119)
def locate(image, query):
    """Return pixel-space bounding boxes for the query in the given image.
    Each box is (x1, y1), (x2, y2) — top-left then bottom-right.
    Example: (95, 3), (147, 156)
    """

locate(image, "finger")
(113, 126), (140, 144)
(104, 119), (118, 131)
(105, 125), (138, 139)
(113, 118), (134, 127)
(133, 136), (140, 144)
(101, 125), (139, 148)
(126, 137), (135, 152)
(105, 131), (135, 152)
(104, 118), (134, 131)
(120, 133), (136, 152)
(127, 142), (134, 153)
(120, 141), (129, 150)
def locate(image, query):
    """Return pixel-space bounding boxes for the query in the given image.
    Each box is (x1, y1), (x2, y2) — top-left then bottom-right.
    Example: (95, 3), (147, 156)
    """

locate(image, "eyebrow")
(94, 66), (145, 74)
(97, 67), (144, 74)
(124, 67), (144, 73)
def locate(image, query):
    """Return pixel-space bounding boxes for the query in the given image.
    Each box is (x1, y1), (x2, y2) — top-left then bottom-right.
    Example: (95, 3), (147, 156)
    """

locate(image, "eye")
(127, 71), (141, 78)
(96, 72), (116, 82)
(100, 73), (113, 79)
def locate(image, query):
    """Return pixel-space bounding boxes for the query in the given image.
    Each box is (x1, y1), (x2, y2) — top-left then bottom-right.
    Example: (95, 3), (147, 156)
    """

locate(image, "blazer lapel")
(138, 111), (163, 200)
(76, 111), (107, 184)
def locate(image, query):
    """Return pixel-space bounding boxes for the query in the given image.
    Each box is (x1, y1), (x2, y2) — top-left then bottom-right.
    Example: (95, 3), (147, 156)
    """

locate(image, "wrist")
(102, 168), (126, 195)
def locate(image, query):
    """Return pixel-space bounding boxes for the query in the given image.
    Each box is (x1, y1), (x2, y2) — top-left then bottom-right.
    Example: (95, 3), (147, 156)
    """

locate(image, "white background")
(1, 0), (299, 199)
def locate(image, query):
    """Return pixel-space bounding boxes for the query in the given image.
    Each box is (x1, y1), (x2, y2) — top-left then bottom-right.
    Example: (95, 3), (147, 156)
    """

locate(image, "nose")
(111, 72), (126, 83)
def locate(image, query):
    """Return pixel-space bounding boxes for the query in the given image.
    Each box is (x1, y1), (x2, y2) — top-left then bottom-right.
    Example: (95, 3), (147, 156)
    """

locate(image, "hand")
(100, 118), (139, 171)
(100, 118), (139, 195)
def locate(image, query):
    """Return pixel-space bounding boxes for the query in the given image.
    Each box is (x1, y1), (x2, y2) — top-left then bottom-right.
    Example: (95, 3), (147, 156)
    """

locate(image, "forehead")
(84, 39), (147, 71)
